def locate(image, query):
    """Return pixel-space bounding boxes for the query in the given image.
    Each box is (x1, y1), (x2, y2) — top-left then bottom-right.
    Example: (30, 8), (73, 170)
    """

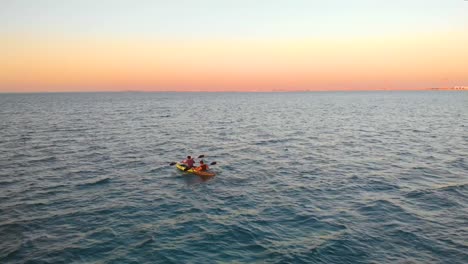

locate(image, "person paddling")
(194, 160), (209, 172)
(180, 156), (195, 171)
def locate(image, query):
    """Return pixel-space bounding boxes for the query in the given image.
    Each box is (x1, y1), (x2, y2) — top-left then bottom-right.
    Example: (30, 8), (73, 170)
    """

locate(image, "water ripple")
(0, 92), (467, 263)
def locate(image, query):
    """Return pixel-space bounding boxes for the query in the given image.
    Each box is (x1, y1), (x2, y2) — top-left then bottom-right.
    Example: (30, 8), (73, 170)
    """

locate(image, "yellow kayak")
(176, 163), (216, 177)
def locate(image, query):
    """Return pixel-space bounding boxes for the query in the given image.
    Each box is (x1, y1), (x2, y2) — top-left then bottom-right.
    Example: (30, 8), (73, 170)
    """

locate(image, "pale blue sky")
(2, 0), (467, 38)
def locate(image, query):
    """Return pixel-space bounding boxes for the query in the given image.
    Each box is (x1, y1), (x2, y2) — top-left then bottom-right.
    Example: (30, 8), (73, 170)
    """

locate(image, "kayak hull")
(176, 163), (216, 177)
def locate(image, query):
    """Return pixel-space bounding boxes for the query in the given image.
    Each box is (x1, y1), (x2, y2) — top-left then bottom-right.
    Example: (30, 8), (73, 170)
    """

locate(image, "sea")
(0, 91), (467, 263)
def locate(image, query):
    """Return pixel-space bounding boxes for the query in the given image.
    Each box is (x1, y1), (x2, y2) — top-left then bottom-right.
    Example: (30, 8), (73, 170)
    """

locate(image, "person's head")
(187, 156), (191, 159)
(200, 160), (204, 164)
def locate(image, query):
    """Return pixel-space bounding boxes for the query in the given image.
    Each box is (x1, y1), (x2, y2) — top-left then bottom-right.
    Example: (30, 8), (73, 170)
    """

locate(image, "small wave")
(136, 236), (155, 248)
(406, 182), (468, 202)
(30, 156), (57, 163)
(66, 169), (101, 177)
(76, 177), (110, 187)
(44, 183), (67, 190)
(407, 182), (467, 194)
(148, 166), (165, 173)
(357, 199), (422, 223)
(0, 179), (19, 185)
(449, 157), (468, 170)
(34, 186), (69, 197)
(366, 179), (400, 191)
(254, 138), (290, 145)
(54, 127), (89, 133)
(436, 182), (468, 191)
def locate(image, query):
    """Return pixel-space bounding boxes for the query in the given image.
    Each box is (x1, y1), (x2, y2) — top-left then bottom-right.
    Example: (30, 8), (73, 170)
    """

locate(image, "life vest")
(196, 164), (208, 171)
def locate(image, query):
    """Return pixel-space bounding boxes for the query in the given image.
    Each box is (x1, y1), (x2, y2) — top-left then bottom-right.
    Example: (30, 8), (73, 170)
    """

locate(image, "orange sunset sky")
(1, 1), (467, 92)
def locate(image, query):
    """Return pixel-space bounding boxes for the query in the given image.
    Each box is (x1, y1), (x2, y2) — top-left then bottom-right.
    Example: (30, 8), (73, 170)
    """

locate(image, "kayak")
(176, 163), (216, 177)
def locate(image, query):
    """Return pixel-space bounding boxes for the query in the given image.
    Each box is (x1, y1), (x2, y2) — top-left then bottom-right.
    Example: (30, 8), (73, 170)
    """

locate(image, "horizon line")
(1, 87), (466, 94)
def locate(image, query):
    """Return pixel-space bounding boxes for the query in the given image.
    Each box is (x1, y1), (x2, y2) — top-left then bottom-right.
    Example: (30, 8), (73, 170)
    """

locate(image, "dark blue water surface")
(1, 91), (467, 263)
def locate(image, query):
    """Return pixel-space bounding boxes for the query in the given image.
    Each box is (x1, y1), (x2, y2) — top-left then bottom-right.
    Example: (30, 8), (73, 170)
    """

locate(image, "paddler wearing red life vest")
(194, 160), (209, 172)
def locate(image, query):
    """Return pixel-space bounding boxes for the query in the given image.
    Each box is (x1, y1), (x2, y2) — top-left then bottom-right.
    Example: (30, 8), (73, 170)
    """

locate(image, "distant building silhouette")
(453, 86), (467, 90)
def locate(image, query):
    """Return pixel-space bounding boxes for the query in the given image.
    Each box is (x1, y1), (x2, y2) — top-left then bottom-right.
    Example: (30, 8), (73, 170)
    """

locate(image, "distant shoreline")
(429, 87), (468, 91)
(0, 88), (466, 94)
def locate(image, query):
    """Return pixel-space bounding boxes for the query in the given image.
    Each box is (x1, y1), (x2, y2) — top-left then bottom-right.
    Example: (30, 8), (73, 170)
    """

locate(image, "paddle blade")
(198, 155), (205, 159)
(210, 161), (217, 165)
(169, 162), (177, 166)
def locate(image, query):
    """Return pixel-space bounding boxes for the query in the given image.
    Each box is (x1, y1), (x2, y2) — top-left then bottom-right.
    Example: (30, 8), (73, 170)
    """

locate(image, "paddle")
(168, 155), (207, 166)
(169, 161), (217, 166)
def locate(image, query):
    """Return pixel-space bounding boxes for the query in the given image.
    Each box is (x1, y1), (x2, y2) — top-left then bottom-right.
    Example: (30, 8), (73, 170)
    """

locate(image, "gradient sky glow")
(1, 0), (467, 92)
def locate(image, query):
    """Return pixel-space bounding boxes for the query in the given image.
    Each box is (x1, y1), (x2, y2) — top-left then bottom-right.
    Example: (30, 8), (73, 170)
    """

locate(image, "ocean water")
(0, 91), (467, 263)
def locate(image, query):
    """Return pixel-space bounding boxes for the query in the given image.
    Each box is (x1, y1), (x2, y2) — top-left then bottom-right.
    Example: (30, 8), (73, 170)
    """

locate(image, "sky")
(1, 0), (467, 92)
